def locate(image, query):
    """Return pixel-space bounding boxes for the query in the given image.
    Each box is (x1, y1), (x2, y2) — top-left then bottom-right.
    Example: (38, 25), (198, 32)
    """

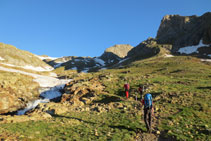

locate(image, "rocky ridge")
(156, 12), (211, 54)
(45, 44), (133, 72)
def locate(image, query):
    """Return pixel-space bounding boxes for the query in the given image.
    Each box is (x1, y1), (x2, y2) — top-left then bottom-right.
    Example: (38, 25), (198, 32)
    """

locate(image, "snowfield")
(178, 40), (210, 54)
(0, 65), (69, 87)
(0, 62), (54, 72)
(36, 55), (58, 60)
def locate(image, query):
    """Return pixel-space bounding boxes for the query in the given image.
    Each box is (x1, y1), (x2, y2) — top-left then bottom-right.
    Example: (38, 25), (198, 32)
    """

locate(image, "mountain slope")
(1, 56), (210, 140)
(0, 43), (53, 71)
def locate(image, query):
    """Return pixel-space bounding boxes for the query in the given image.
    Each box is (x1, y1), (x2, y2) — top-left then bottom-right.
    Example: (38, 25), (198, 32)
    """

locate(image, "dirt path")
(135, 108), (161, 141)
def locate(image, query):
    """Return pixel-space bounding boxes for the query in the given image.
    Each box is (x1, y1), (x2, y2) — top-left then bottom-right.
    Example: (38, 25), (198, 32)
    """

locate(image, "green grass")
(1, 109), (144, 140)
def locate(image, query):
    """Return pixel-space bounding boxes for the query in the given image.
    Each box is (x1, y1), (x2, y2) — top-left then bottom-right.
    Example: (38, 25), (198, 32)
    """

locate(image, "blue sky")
(0, 0), (210, 57)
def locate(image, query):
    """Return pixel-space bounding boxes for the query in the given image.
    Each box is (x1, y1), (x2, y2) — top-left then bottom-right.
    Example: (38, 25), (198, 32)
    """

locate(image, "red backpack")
(124, 84), (130, 90)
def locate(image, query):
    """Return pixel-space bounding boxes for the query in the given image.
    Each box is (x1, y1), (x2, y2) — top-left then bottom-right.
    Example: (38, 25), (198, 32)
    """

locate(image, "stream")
(0, 65), (71, 116)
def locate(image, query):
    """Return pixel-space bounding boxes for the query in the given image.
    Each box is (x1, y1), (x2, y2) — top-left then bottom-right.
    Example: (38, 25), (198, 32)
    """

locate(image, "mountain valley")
(0, 12), (211, 140)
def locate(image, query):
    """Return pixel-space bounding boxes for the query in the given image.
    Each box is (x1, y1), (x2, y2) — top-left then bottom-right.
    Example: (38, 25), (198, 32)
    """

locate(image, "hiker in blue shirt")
(141, 93), (153, 133)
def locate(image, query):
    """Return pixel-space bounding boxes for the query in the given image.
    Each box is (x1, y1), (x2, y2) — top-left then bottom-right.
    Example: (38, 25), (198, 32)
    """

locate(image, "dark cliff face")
(127, 38), (160, 59)
(156, 12), (211, 52)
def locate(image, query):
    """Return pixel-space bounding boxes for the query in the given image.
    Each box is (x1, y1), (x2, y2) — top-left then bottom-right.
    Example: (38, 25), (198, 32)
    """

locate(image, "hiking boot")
(148, 129), (152, 134)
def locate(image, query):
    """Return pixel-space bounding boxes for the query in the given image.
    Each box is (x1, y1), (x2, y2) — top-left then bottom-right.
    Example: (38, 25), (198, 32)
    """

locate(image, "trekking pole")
(135, 92), (137, 101)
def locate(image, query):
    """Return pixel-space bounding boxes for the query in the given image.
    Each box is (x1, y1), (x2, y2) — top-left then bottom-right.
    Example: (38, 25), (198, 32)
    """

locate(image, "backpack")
(124, 84), (130, 90)
(144, 93), (152, 108)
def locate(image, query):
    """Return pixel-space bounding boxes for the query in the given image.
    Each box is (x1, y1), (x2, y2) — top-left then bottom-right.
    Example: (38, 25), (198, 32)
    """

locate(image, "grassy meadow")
(0, 55), (210, 140)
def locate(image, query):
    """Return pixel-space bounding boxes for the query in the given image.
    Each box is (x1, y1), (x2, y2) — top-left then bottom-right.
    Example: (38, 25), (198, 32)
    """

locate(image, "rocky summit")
(100, 44), (133, 64)
(156, 12), (211, 53)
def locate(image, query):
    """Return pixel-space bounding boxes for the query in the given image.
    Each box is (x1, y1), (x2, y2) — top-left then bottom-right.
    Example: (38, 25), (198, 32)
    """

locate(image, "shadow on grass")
(197, 86), (211, 90)
(52, 114), (96, 125)
(109, 125), (141, 132)
(93, 95), (122, 104)
(52, 114), (143, 133)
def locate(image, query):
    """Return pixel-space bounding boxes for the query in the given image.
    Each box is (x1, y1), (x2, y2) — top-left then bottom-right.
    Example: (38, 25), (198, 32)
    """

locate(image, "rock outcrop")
(156, 12), (211, 53)
(127, 38), (161, 59)
(62, 76), (105, 107)
(0, 71), (39, 114)
(100, 44), (133, 64)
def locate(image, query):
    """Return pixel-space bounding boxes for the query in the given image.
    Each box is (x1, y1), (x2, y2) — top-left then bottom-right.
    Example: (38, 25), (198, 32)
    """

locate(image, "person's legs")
(144, 108), (149, 131)
(148, 108), (152, 133)
(126, 91), (129, 98)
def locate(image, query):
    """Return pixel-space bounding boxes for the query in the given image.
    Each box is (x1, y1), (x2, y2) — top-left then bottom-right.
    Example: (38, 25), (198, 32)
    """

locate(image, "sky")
(0, 0), (210, 57)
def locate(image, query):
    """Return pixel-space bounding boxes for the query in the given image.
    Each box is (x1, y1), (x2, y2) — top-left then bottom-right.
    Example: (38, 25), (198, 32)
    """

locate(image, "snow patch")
(74, 59), (81, 62)
(54, 63), (63, 68)
(49, 72), (57, 77)
(100, 67), (107, 70)
(40, 84), (66, 99)
(0, 57), (4, 61)
(178, 40), (210, 54)
(164, 54), (174, 58)
(118, 58), (129, 64)
(71, 67), (77, 70)
(82, 68), (89, 73)
(94, 58), (105, 66)
(0, 63), (53, 72)
(0, 66), (68, 87)
(22, 65), (53, 72)
(37, 55), (58, 60)
(201, 59), (211, 62)
(17, 99), (49, 115)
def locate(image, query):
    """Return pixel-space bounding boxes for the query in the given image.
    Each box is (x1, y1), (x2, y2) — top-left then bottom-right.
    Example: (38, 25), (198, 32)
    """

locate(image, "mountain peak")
(104, 44), (133, 58)
(156, 12), (211, 52)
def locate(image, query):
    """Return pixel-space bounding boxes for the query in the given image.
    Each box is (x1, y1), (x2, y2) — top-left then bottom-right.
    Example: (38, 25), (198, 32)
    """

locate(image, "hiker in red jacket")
(124, 83), (130, 99)
(138, 85), (144, 99)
